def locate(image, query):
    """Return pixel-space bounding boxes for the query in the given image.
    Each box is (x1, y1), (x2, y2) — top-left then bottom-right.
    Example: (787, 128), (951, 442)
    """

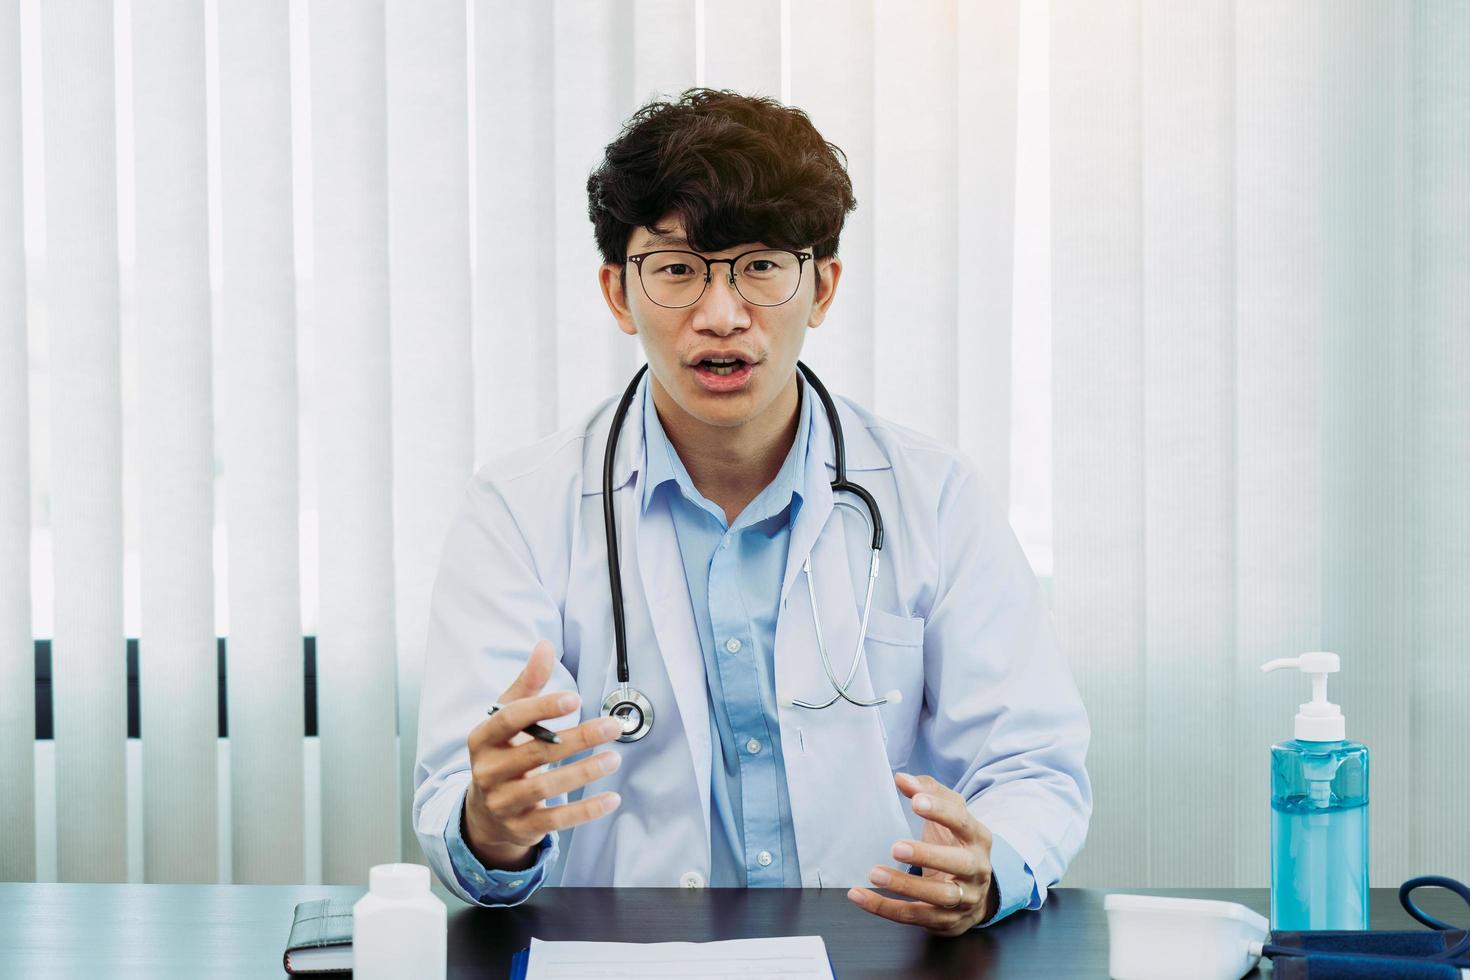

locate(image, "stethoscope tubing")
(602, 363), (647, 688)
(788, 499), (888, 709)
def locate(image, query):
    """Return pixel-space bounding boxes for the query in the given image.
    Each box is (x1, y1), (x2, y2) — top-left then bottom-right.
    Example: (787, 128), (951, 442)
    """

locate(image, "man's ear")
(808, 255), (843, 328)
(599, 262), (638, 337)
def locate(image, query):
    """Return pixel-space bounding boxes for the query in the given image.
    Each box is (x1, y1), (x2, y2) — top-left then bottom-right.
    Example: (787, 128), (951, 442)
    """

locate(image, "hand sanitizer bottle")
(1260, 652), (1369, 930)
(353, 863), (447, 980)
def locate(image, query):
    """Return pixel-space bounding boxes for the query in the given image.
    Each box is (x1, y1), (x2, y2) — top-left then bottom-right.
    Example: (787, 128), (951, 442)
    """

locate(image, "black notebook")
(283, 898), (355, 975)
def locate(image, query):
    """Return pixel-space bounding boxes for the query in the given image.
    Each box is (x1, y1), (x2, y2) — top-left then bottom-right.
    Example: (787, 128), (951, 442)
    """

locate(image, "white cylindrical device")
(353, 863), (447, 980)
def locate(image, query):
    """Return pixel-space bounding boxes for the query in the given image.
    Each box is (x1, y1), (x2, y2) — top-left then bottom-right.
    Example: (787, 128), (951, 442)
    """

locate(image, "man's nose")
(693, 266), (750, 330)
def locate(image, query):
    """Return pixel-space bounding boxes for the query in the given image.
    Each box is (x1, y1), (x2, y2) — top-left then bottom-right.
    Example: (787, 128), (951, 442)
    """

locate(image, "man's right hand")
(463, 639), (625, 871)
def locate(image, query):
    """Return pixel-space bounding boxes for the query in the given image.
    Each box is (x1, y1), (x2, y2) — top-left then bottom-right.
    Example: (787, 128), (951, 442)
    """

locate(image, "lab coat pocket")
(862, 609), (925, 766)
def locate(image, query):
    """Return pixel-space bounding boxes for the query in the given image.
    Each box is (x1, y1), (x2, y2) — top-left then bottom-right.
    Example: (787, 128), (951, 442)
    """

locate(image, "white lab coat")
(413, 371), (1091, 904)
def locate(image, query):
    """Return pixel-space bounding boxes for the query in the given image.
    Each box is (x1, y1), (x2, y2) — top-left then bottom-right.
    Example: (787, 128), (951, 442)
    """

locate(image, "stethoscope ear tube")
(793, 362), (880, 547)
(603, 363), (649, 690)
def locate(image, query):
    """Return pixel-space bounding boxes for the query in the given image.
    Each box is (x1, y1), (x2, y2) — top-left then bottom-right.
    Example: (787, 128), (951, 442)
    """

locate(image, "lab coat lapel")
(628, 405), (713, 855)
(781, 430), (831, 608)
(775, 401), (909, 888)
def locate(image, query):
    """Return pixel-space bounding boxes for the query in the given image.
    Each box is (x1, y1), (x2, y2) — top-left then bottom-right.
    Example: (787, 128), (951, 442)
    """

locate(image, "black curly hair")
(586, 88), (857, 299)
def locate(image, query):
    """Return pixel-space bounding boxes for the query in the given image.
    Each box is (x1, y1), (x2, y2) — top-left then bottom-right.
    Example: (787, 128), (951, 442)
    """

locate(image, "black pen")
(486, 702), (562, 744)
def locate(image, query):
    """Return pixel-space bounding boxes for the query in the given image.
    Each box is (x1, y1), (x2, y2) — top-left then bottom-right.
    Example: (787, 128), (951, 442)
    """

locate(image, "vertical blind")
(0, 0), (33, 884)
(133, 0), (217, 884)
(217, 0), (305, 886)
(39, 0), (130, 885)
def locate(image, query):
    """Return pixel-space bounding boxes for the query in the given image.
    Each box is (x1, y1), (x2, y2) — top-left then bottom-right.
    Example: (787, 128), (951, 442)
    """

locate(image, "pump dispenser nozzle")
(1261, 652), (1345, 741)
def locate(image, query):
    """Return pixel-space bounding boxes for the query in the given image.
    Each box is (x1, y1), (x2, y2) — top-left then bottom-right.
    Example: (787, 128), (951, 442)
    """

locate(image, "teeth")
(699, 356), (745, 377)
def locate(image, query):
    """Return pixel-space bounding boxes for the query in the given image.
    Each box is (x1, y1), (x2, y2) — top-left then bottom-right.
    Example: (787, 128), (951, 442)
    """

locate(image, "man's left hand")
(846, 772), (999, 937)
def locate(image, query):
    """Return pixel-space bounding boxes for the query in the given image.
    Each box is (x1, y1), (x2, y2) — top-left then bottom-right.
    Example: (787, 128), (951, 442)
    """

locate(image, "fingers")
(465, 707), (626, 849)
(494, 743), (623, 813)
(846, 881), (971, 935)
(894, 772), (989, 848)
(889, 838), (988, 880)
(497, 639), (556, 704)
(470, 688), (581, 754)
(862, 866), (981, 914)
(499, 714), (625, 781)
(477, 713), (625, 788)
(501, 790), (623, 840)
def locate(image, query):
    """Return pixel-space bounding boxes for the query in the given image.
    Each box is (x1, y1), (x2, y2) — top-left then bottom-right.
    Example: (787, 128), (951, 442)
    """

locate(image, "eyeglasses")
(627, 248), (813, 309)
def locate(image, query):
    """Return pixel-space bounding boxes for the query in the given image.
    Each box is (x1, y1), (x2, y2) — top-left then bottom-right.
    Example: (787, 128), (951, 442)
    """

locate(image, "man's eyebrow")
(638, 233), (690, 248)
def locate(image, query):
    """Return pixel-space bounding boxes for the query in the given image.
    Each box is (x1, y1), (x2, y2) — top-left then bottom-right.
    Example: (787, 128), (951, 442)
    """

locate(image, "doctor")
(414, 88), (1091, 936)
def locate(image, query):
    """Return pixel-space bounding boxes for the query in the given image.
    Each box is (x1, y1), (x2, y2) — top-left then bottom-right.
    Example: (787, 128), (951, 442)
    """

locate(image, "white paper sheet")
(523, 934), (836, 979)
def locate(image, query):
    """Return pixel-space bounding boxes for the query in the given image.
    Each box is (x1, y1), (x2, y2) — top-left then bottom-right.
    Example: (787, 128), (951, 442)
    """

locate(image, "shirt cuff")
(905, 830), (1037, 929)
(443, 787), (556, 906)
(977, 831), (1038, 927)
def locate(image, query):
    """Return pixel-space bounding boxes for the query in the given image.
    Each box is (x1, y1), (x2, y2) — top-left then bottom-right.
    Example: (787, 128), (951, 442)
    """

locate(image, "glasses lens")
(638, 250), (803, 308)
(639, 251), (708, 308)
(733, 250), (803, 306)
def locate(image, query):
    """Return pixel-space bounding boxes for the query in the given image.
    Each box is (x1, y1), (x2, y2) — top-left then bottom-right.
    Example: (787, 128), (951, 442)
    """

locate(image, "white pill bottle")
(353, 863), (447, 980)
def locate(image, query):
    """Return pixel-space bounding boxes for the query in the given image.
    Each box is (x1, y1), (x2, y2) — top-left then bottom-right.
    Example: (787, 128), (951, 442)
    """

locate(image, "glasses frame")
(626, 247), (814, 309)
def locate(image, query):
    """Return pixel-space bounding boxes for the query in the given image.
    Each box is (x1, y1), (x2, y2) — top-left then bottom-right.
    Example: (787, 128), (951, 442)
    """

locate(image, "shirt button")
(725, 637), (742, 653)
(745, 738), (761, 754)
(509, 879), (524, 887)
(757, 850), (773, 867)
(680, 870), (706, 888)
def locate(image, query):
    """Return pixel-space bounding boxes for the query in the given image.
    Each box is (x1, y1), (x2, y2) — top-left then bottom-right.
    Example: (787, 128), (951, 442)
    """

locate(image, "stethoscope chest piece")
(602, 686), (654, 743)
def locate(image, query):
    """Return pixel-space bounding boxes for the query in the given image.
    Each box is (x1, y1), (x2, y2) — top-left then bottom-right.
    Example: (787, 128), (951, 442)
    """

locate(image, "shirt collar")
(640, 372), (813, 527)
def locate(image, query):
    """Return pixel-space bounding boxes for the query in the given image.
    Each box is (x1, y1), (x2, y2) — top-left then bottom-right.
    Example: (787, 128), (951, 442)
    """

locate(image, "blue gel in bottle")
(1269, 737), (1369, 930)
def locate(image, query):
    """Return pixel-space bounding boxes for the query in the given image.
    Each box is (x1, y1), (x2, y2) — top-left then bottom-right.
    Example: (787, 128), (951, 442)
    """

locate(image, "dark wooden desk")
(0, 883), (1461, 978)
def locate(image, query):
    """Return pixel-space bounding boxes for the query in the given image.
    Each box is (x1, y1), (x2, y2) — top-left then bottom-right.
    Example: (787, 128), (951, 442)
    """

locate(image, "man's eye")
(746, 260), (775, 273)
(657, 264), (695, 276)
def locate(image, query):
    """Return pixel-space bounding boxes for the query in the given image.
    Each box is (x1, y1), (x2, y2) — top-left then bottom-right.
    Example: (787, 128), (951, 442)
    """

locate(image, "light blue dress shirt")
(444, 378), (1036, 924)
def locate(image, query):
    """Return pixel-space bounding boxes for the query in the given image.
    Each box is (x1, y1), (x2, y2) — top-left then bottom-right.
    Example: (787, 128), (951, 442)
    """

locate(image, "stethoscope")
(600, 360), (900, 744)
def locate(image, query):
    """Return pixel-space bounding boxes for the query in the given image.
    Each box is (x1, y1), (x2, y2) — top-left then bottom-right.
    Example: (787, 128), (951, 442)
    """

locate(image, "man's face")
(598, 213), (842, 431)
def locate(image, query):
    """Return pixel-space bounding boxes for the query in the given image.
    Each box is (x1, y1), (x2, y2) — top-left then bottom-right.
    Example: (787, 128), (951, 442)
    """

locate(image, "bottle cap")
(1260, 652), (1345, 741)
(369, 862), (431, 900)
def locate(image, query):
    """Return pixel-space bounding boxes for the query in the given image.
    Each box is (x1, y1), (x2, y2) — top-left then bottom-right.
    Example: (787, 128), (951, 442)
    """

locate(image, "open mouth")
(691, 357), (755, 391)
(697, 357), (747, 376)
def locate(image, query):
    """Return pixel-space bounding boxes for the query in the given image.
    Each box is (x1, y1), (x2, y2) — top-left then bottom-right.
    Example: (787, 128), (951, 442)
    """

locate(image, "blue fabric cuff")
(905, 830), (1037, 928)
(979, 831), (1038, 927)
(443, 787), (555, 906)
